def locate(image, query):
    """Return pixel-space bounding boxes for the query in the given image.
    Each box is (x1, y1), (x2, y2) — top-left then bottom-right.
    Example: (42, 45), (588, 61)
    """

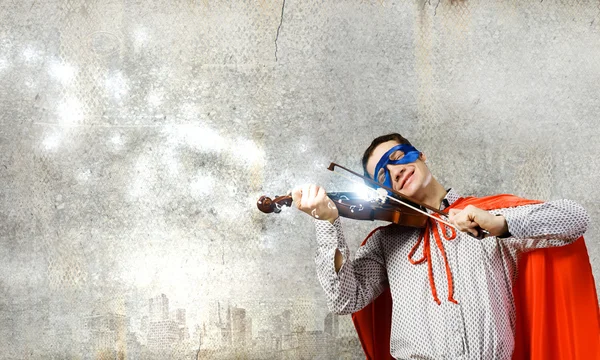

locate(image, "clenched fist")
(448, 205), (509, 238)
(291, 184), (339, 224)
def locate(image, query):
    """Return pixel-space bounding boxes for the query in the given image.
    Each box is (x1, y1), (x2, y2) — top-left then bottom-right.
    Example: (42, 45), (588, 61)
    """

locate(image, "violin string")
(384, 195), (455, 228)
(327, 167), (459, 230)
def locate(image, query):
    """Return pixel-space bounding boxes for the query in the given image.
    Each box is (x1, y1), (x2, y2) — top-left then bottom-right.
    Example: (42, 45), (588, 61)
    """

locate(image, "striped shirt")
(314, 189), (589, 360)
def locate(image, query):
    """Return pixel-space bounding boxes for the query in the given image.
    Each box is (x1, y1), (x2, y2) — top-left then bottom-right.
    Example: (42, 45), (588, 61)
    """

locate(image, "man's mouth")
(399, 170), (414, 190)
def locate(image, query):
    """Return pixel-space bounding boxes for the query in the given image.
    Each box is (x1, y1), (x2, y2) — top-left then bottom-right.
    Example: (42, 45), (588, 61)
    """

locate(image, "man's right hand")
(291, 184), (339, 224)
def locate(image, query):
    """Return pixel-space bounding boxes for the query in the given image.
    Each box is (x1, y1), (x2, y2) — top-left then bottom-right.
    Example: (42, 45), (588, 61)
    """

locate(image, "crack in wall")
(275, 0), (286, 62)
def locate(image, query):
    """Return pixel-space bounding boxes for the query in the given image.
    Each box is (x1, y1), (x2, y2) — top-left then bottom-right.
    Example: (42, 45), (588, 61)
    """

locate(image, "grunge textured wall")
(0, 0), (599, 358)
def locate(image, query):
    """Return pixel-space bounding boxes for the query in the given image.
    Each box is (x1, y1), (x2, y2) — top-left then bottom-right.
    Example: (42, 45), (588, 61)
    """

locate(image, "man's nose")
(387, 165), (405, 183)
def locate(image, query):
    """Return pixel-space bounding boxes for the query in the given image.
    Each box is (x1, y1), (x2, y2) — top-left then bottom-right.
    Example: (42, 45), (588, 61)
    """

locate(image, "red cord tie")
(407, 214), (458, 305)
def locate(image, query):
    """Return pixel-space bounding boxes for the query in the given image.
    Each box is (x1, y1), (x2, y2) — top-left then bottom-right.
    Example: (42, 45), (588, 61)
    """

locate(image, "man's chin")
(397, 189), (414, 199)
(397, 186), (422, 200)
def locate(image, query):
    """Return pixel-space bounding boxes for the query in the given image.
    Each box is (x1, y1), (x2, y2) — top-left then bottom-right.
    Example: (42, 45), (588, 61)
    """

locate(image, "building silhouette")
(324, 312), (339, 338)
(149, 294), (169, 322)
(202, 301), (252, 350)
(146, 294), (189, 349)
(84, 308), (129, 356)
(229, 306), (249, 347)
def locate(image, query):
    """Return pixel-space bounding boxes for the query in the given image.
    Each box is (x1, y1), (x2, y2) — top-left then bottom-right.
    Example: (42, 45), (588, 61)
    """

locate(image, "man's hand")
(291, 184), (339, 224)
(448, 205), (509, 238)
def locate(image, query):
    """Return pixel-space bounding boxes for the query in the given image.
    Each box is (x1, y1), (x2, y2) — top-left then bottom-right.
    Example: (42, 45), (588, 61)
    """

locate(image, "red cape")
(351, 194), (600, 360)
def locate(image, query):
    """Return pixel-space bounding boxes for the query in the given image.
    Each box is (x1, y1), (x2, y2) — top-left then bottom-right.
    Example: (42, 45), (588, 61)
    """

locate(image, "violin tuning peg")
(376, 188), (388, 204)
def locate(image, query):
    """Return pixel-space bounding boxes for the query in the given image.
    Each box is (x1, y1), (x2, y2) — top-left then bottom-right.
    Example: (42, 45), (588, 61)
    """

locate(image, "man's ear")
(420, 152), (427, 162)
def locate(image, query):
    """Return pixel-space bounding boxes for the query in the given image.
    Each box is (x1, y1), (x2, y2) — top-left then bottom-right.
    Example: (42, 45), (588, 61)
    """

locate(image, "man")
(292, 133), (599, 360)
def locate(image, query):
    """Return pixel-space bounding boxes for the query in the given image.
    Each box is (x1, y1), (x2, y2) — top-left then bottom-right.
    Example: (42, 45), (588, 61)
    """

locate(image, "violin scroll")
(257, 195), (293, 214)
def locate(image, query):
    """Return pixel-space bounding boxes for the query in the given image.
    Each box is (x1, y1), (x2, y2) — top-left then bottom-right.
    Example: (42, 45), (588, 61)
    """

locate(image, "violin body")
(258, 162), (487, 238)
(257, 192), (428, 228)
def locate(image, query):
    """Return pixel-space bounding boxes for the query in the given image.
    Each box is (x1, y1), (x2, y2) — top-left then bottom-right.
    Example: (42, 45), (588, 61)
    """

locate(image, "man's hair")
(361, 133), (412, 178)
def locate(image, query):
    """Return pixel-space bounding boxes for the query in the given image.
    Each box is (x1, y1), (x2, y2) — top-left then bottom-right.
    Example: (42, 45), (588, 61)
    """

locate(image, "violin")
(257, 162), (488, 238)
(257, 191), (429, 227)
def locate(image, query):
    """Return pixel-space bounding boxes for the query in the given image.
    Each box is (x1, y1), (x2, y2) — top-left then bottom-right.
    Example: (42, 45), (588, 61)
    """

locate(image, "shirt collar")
(440, 188), (461, 210)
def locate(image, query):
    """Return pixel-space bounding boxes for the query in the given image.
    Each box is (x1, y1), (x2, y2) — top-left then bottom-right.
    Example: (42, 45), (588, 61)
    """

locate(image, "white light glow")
(351, 183), (376, 200)
(129, 156), (152, 198)
(164, 124), (226, 153)
(105, 72), (129, 99)
(49, 61), (76, 84)
(162, 126), (265, 168)
(42, 133), (62, 151)
(22, 46), (41, 63)
(57, 97), (84, 125)
(232, 138), (265, 165)
(0, 58), (8, 72)
(162, 148), (179, 175)
(133, 28), (150, 47)
(129, 178), (149, 198)
(313, 160), (326, 170)
(216, 203), (240, 220)
(76, 169), (92, 183)
(147, 91), (162, 107)
(123, 253), (208, 302)
(179, 102), (199, 120)
(191, 126), (226, 152)
(127, 256), (156, 287)
(24, 77), (37, 89)
(190, 175), (214, 197)
(110, 134), (124, 148)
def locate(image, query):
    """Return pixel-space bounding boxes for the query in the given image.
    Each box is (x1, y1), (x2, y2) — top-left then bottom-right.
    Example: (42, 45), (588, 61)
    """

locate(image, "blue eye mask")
(373, 144), (421, 189)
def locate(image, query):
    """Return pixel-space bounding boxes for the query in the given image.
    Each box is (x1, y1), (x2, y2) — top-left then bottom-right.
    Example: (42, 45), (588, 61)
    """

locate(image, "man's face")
(365, 140), (432, 198)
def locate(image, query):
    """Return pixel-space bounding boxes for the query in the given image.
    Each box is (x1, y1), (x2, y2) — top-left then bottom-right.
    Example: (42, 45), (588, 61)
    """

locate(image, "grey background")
(0, 0), (599, 358)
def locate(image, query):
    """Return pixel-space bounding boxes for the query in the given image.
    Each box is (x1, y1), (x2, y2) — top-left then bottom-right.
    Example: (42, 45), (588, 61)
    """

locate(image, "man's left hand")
(448, 205), (509, 238)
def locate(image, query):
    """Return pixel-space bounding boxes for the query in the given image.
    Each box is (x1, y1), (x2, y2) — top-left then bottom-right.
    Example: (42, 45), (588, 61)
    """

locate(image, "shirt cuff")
(314, 217), (348, 273)
(501, 211), (527, 239)
(314, 217), (342, 247)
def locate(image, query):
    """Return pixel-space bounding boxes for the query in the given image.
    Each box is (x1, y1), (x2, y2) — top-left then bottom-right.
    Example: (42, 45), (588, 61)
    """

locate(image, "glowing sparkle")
(190, 175), (214, 197)
(125, 255), (156, 287)
(162, 148), (179, 175)
(0, 58), (8, 72)
(57, 97), (83, 125)
(42, 133), (62, 151)
(76, 169), (92, 183)
(164, 124), (226, 152)
(133, 28), (149, 47)
(179, 102), (199, 120)
(147, 91), (163, 107)
(48, 61), (76, 84)
(110, 134), (124, 147)
(24, 77), (37, 89)
(122, 253), (208, 307)
(352, 183), (375, 200)
(232, 138), (265, 165)
(22, 46), (41, 63)
(105, 72), (129, 99)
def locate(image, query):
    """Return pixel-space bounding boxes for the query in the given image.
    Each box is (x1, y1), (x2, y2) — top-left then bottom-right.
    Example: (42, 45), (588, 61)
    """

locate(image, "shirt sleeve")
(314, 218), (388, 315)
(496, 199), (590, 252)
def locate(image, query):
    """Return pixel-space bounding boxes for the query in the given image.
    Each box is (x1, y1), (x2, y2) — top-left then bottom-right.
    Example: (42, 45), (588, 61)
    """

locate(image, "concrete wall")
(0, 0), (599, 357)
